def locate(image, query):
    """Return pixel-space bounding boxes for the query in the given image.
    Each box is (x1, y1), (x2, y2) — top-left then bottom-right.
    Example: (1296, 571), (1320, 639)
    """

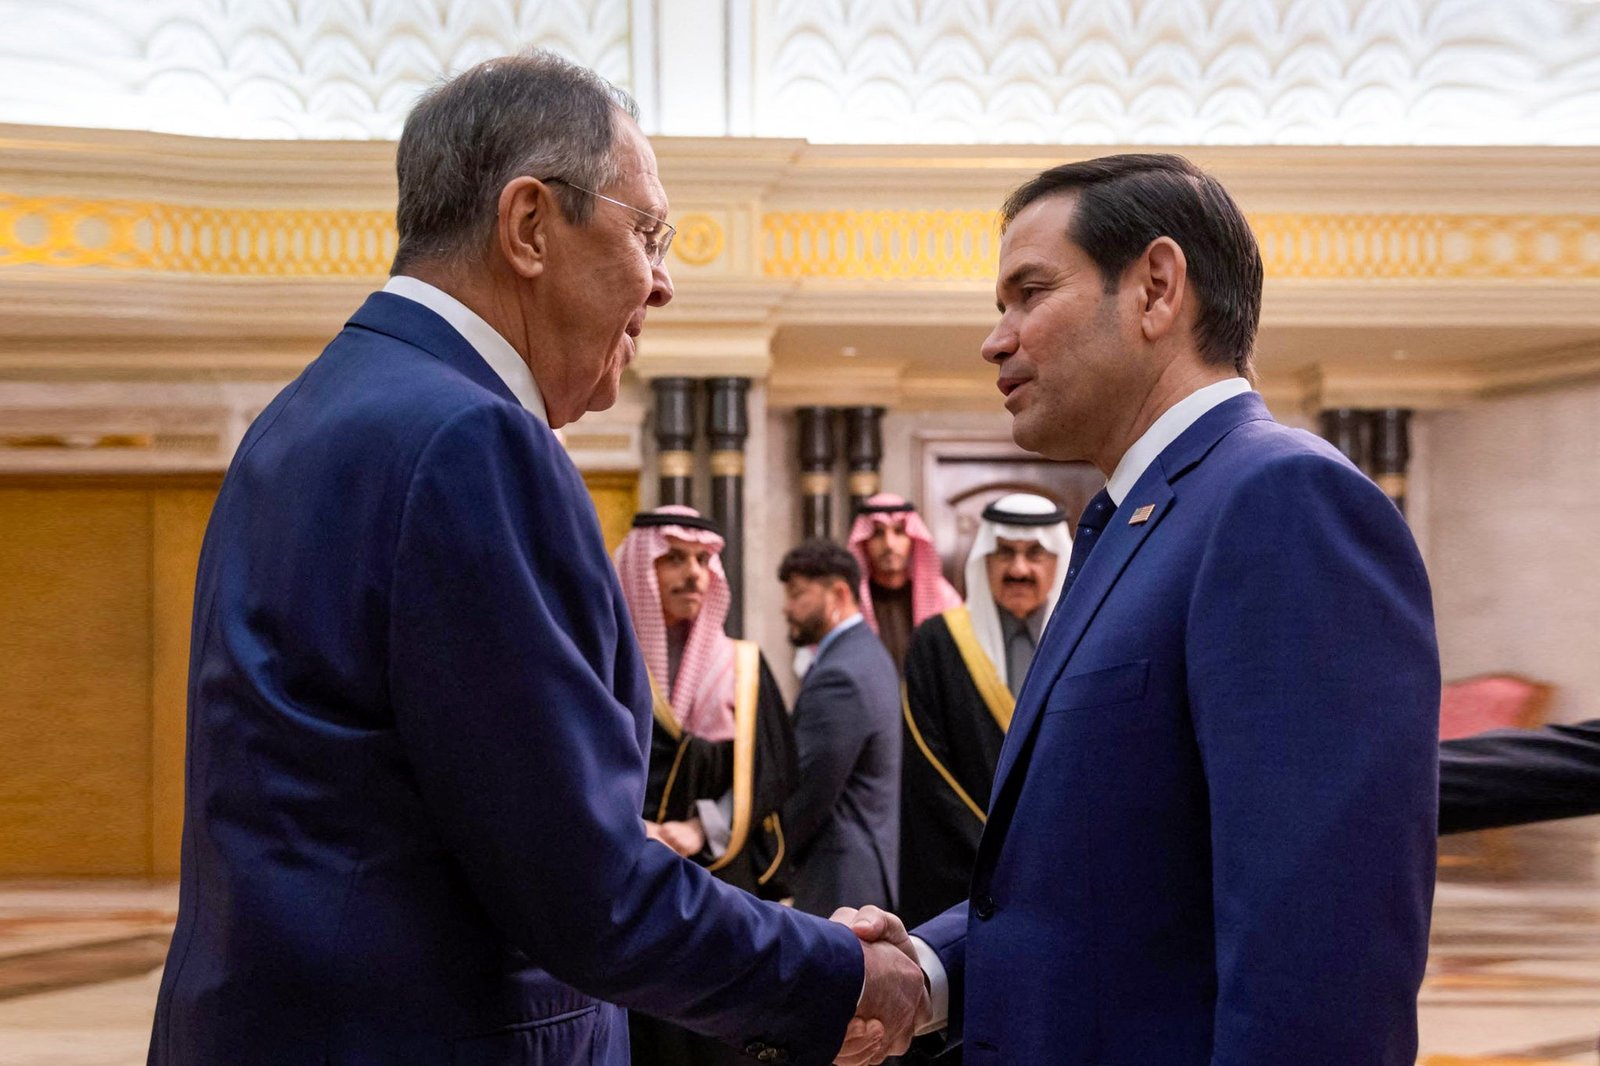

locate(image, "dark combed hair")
(391, 49), (638, 273)
(778, 539), (861, 595)
(1000, 153), (1263, 376)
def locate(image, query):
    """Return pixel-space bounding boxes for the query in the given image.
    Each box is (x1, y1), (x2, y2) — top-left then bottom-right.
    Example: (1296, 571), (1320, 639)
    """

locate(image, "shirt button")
(975, 894), (996, 919)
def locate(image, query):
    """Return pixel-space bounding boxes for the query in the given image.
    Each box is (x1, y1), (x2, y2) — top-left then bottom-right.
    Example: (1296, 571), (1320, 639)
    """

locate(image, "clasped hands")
(829, 905), (930, 1066)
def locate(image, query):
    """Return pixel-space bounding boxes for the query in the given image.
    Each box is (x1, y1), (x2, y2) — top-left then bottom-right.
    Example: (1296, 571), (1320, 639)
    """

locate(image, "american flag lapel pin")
(1129, 504), (1155, 525)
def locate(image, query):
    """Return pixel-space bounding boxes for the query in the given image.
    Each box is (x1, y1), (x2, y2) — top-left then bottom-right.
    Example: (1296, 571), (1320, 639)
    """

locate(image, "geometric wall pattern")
(7, 193), (1598, 283)
(2, 0), (1597, 145)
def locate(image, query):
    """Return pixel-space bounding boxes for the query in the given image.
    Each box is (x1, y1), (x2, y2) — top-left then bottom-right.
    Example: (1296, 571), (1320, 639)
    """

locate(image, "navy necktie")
(1061, 488), (1115, 599)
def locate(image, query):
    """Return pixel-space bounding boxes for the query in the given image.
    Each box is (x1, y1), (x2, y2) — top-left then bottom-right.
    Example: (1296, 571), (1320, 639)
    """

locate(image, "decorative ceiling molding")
(2, 2), (1596, 146)
(754, 0), (1600, 146)
(0, 0), (632, 139)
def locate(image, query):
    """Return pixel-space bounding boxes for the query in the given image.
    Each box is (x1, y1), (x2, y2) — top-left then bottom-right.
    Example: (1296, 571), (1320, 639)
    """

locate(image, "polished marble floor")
(2, 874), (1597, 1065)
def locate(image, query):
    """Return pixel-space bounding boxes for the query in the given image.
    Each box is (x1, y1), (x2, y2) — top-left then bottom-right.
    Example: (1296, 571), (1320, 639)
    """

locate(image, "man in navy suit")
(851, 154), (1440, 1064)
(147, 51), (923, 1066)
(777, 541), (903, 918)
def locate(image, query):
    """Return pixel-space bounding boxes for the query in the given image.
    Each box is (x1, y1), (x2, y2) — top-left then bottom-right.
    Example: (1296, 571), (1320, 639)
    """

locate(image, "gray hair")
(391, 49), (639, 273)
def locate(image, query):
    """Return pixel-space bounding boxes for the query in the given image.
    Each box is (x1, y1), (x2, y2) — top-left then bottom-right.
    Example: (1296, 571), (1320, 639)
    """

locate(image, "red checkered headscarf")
(613, 505), (737, 741)
(846, 493), (963, 633)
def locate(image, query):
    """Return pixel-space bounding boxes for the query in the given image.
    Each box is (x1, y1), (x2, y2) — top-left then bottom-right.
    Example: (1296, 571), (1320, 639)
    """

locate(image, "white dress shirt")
(910, 375), (1255, 1037)
(382, 275), (549, 423)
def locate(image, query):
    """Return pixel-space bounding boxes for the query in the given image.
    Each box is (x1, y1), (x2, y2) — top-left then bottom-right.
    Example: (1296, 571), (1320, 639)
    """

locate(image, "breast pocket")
(1042, 659), (1150, 717)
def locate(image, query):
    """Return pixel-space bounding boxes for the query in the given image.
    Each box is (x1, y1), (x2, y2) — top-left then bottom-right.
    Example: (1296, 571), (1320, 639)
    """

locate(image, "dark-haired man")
(853, 154), (1440, 1065)
(778, 539), (903, 918)
(149, 50), (922, 1066)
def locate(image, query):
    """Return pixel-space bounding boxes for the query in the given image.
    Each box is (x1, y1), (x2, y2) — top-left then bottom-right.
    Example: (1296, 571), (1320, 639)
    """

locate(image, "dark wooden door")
(915, 432), (1102, 595)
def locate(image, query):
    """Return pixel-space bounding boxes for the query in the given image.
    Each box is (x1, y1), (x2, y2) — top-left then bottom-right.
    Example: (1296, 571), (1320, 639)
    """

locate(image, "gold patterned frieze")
(4, 193), (1599, 284)
(763, 209), (1600, 282)
(0, 194), (396, 277)
(763, 210), (1000, 280)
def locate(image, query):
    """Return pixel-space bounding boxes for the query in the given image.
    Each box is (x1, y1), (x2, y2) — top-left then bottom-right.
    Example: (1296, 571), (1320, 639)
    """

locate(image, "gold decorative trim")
(762, 210), (1600, 282)
(847, 470), (880, 497)
(0, 194), (395, 277)
(800, 472), (834, 496)
(1375, 473), (1408, 497)
(941, 605), (1015, 734)
(672, 213), (726, 266)
(764, 209), (999, 280)
(709, 449), (745, 477)
(6, 194), (1597, 285)
(706, 640), (761, 873)
(657, 450), (694, 478)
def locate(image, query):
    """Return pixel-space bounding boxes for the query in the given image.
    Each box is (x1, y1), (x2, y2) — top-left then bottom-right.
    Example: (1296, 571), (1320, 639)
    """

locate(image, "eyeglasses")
(543, 178), (675, 267)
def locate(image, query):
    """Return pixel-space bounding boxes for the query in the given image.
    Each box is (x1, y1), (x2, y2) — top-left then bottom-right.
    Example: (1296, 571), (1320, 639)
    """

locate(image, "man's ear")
(496, 177), (552, 281)
(1135, 236), (1188, 343)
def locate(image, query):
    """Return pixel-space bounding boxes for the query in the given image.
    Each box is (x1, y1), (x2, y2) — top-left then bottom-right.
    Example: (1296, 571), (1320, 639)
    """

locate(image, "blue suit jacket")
(784, 621), (902, 917)
(915, 393), (1439, 1065)
(148, 293), (862, 1066)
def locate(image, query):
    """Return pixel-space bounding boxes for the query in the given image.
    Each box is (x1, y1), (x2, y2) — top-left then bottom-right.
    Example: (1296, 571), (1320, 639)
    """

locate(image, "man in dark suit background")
(852, 154), (1440, 1065)
(778, 540), (903, 918)
(147, 50), (924, 1066)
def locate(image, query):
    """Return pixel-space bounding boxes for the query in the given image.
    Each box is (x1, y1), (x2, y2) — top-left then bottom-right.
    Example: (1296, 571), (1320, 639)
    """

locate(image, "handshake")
(829, 905), (932, 1066)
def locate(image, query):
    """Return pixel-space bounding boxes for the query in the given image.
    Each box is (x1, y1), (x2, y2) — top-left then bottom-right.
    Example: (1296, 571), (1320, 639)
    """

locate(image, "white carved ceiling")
(1, 0), (1596, 144)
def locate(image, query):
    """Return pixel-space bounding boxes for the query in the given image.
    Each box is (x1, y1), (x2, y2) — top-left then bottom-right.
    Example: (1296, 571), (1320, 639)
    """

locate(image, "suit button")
(975, 894), (996, 919)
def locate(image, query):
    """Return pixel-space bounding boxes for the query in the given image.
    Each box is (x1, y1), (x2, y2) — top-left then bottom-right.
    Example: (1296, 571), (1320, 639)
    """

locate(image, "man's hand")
(830, 906), (928, 1066)
(656, 818), (706, 858)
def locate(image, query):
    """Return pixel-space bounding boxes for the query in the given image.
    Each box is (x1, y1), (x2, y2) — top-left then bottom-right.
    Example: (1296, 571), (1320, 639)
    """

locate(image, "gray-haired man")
(148, 50), (922, 1066)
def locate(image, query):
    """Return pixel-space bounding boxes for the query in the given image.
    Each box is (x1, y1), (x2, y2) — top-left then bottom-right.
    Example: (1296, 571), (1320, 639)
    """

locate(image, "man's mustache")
(1001, 575), (1037, 587)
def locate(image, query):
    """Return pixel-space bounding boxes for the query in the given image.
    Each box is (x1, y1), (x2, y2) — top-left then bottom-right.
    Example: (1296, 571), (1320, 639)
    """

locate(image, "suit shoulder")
(1212, 418), (1377, 499)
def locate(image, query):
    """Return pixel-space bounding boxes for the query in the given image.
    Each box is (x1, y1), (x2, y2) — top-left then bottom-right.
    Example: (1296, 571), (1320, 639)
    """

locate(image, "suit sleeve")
(1441, 720), (1600, 833)
(783, 666), (871, 855)
(386, 405), (861, 1064)
(1186, 451), (1439, 1064)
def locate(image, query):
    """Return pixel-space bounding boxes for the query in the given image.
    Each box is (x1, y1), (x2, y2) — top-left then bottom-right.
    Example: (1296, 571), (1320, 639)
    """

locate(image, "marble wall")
(1425, 373), (1600, 725)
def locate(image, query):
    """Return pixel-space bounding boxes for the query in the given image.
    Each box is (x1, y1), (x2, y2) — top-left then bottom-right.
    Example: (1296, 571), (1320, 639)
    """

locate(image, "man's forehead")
(662, 534), (711, 554)
(992, 535), (1049, 551)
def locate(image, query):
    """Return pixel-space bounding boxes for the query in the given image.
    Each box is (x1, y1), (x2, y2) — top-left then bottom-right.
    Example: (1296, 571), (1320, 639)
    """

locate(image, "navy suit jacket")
(148, 293), (862, 1066)
(915, 393), (1440, 1065)
(784, 620), (902, 916)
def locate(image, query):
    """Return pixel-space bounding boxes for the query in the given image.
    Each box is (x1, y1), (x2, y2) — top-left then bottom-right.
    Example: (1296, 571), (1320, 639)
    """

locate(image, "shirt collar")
(1105, 377), (1253, 505)
(816, 612), (865, 662)
(382, 275), (548, 423)
(997, 605), (1046, 644)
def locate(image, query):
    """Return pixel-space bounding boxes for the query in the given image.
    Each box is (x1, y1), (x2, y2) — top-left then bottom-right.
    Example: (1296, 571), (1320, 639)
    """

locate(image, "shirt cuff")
(694, 794), (733, 858)
(908, 936), (949, 1035)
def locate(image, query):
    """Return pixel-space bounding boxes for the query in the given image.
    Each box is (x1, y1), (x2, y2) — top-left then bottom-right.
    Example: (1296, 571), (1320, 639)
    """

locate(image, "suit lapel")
(986, 391), (1275, 809)
(987, 480), (1175, 799)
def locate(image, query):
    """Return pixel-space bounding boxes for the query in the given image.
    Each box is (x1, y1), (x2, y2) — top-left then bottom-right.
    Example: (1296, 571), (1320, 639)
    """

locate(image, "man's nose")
(981, 320), (1014, 364)
(649, 259), (674, 307)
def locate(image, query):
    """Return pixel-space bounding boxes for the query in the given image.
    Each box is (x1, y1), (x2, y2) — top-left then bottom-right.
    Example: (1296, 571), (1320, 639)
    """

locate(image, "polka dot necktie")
(1061, 488), (1115, 600)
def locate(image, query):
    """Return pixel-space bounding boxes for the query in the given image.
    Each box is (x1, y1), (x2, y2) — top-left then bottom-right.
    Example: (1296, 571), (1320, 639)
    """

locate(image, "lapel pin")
(1129, 504), (1155, 525)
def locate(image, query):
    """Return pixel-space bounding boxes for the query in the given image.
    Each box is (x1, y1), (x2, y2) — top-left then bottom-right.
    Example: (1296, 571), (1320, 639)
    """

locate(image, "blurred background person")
(614, 505), (799, 1066)
(898, 493), (1068, 929)
(777, 540), (902, 917)
(846, 494), (963, 675)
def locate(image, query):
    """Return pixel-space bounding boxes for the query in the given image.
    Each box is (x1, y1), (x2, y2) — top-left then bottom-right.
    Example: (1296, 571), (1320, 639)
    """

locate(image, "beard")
(787, 611), (829, 647)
